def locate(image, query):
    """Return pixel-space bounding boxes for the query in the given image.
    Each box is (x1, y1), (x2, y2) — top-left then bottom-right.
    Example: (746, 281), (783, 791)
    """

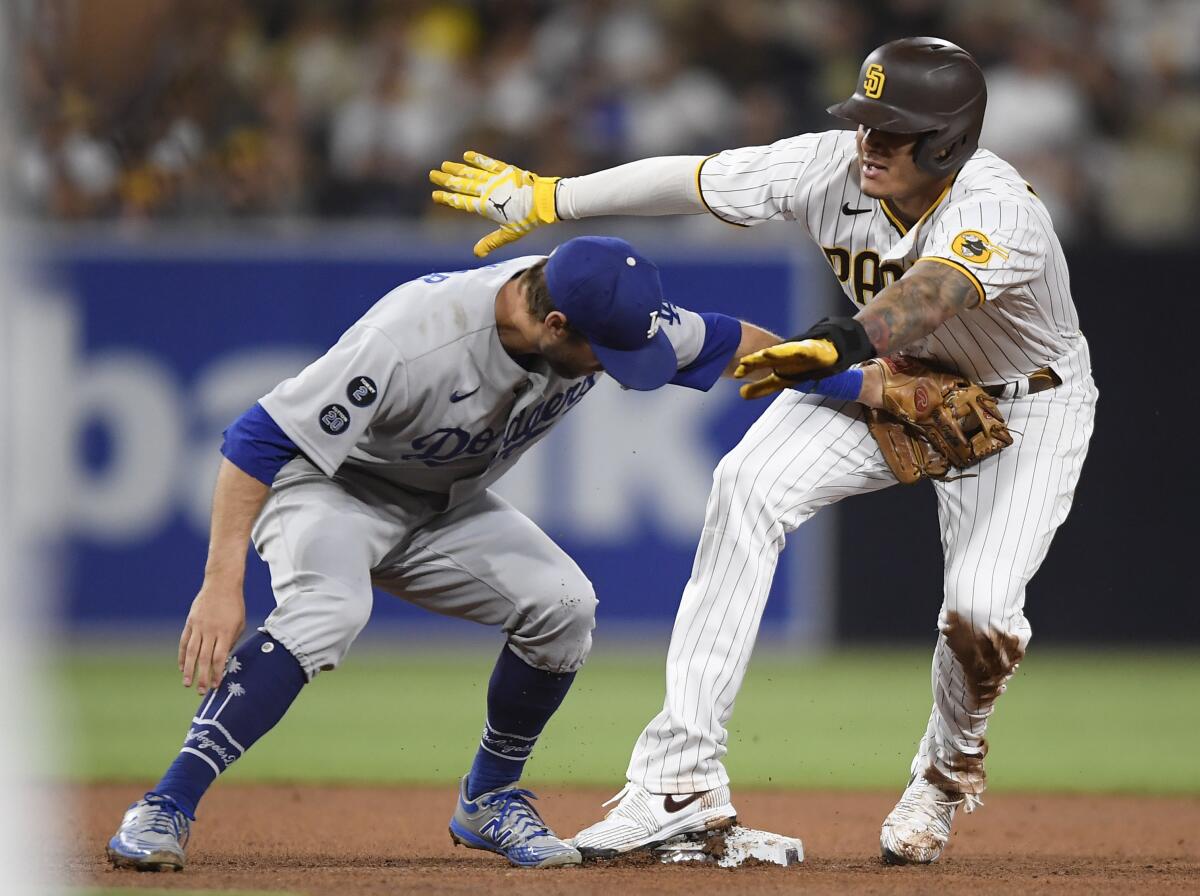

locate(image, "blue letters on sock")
(153, 631), (306, 817)
(466, 645), (576, 800)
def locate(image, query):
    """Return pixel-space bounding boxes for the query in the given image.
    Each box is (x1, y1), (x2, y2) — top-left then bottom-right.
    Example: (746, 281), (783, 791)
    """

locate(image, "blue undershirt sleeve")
(221, 402), (301, 485)
(670, 312), (743, 391)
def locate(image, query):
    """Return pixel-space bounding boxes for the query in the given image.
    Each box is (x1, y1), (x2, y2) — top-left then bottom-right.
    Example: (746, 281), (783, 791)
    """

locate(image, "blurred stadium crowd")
(7, 0), (1199, 244)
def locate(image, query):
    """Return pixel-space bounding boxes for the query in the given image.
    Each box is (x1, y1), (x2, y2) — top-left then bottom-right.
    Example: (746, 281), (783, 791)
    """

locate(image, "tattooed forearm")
(855, 260), (979, 355)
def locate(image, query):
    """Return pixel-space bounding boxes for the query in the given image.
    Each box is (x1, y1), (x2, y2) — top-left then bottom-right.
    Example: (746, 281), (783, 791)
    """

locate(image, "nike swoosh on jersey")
(841, 202), (872, 215)
(449, 387), (480, 403)
(662, 793), (704, 813)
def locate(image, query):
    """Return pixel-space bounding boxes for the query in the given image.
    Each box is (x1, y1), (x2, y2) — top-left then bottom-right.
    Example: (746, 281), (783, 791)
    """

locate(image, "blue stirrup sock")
(466, 644), (577, 800)
(151, 631), (306, 817)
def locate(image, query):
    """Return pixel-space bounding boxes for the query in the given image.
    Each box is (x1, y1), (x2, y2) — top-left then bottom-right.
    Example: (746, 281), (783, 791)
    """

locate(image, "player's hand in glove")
(865, 355), (1014, 482)
(430, 151), (559, 257)
(734, 316), (876, 399)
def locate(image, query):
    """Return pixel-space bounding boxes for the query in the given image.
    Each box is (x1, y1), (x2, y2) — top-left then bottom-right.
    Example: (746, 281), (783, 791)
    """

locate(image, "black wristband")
(789, 316), (876, 375)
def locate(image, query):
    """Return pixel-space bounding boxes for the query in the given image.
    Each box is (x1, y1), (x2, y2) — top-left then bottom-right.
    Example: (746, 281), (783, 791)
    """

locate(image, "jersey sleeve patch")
(923, 199), (1048, 303)
(345, 375), (378, 407)
(258, 324), (404, 477)
(949, 230), (1010, 266)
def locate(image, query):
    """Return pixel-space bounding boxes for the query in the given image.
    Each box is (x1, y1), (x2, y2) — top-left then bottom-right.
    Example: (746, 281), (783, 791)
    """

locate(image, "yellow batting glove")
(733, 338), (840, 400)
(430, 151), (559, 257)
(738, 373), (796, 401)
(734, 338), (839, 379)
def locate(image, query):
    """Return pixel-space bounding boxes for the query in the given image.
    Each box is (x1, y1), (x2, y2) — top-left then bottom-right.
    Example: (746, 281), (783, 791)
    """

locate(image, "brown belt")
(982, 367), (1062, 399)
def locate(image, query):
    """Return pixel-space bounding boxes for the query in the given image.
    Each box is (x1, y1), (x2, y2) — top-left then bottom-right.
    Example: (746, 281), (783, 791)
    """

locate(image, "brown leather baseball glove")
(864, 356), (1013, 484)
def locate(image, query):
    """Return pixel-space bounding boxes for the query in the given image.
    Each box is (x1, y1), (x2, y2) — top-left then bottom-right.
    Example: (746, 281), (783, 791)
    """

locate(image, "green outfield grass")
(56, 643), (1200, 794)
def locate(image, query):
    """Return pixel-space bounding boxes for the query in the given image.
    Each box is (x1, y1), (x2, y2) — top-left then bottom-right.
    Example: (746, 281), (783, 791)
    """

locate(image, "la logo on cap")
(646, 310), (662, 338)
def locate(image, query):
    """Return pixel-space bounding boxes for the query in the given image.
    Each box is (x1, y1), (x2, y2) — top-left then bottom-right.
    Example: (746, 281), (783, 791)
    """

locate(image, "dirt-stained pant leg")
(373, 490), (597, 674)
(626, 391), (898, 794)
(915, 344), (1097, 795)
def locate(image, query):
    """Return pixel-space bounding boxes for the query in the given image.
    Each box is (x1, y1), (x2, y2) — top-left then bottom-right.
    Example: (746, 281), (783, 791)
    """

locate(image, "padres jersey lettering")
(699, 131), (1082, 384)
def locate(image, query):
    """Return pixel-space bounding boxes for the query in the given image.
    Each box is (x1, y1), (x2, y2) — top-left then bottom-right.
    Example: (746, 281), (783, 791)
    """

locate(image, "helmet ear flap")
(914, 128), (970, 176)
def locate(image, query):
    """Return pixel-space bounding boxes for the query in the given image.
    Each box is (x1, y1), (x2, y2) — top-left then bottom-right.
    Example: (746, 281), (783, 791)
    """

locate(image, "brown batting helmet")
(827, 37), (987, 176)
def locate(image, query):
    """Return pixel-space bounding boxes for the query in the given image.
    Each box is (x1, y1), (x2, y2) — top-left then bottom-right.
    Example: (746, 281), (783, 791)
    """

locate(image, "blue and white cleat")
(449, 776), (581, 868)
(106, 793), (192, 872)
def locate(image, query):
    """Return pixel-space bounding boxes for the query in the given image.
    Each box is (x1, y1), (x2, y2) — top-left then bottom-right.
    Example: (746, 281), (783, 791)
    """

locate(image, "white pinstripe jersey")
(698, 130), (1084, 384)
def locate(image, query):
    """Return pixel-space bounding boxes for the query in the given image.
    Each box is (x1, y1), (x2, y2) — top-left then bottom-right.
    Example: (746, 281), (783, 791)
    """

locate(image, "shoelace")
(601, 783), (632, 809)
(601, 782), (649, 821)
(482, 789), (551, 840)
(141, 794), (189, 838)
(891, 785), (983, 829)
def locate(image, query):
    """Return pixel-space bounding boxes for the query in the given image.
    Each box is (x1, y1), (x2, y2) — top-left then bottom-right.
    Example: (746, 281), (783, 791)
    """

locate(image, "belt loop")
(1012, 378), (1030, 399)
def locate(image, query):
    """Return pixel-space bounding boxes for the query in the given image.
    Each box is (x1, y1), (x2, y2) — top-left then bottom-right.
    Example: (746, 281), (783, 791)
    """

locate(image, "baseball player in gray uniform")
(433, 38), (1097, 864)
(105, 235), (781, 871)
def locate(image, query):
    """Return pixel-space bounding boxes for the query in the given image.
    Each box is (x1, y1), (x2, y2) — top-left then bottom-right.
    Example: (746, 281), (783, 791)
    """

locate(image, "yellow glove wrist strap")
(533, 177), (560, 224)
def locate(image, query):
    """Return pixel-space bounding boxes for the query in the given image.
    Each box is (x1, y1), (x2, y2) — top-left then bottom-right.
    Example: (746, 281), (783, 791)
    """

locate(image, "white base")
(653, 825), (804, 868)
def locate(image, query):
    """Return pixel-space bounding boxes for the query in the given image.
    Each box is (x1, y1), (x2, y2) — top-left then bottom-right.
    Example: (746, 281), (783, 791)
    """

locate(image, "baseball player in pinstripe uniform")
(104, 236), (782, 872)
(432, 37), (1096, 864)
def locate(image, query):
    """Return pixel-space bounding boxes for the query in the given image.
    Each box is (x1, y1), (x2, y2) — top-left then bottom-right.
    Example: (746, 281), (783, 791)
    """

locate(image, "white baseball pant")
(627, 339), (1097, 796)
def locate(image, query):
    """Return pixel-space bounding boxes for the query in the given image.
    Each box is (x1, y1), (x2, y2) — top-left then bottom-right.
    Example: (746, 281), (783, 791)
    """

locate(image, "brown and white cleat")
(571, 782), (736, 859)
(880, 775), (979, 864)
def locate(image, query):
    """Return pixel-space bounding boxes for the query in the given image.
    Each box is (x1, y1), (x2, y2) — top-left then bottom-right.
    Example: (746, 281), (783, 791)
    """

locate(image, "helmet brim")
(826, 95), (941, 134)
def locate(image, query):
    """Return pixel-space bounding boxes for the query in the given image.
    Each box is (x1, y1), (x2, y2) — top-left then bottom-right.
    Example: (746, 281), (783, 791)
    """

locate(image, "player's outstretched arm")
(430, 152), (706, 256)
(734, 262), (978, 399)
(178, 459), (266, 696)
(721, 321), (783, 379)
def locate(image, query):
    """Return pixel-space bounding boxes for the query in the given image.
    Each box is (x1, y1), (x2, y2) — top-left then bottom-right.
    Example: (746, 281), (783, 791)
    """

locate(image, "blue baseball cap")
(543, 236), (676, 391)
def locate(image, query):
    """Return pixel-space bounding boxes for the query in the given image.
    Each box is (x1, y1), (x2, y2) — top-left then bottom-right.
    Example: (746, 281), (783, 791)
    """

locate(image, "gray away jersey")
(699, 130), (1083, 384)
(259, 255), (711, 511)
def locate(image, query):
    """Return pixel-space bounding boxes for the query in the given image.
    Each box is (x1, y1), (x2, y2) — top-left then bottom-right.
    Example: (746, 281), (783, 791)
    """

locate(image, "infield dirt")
(70, 783), (1199, 895)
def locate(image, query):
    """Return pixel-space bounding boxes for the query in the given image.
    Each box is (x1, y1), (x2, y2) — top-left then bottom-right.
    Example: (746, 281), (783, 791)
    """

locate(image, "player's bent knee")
(711, 449), (747, 492)
(265, 585), (374, 677)
(508, 570), (597, 673)
(263, 517), (379, 675)
(938, 607), (1031, 684)
(712, 452), (762, 509)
